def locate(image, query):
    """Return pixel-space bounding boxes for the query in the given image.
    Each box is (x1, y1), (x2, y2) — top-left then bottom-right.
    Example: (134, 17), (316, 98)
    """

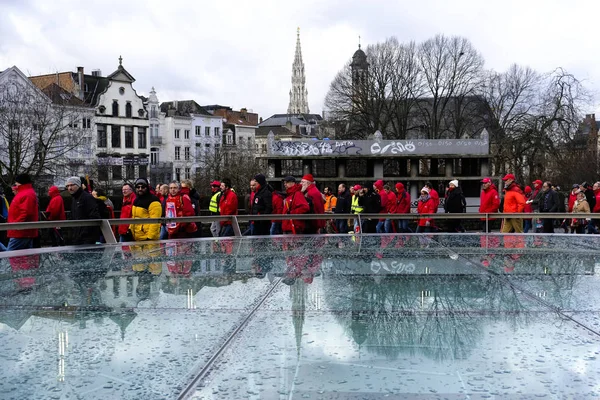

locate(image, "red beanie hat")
(395, 182), (404, 191)
(524, 185), (532, 194)
(302, 174), (314, 182)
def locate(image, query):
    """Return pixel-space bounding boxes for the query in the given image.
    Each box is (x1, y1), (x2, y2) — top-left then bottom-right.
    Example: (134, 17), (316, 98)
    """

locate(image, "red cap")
(210, 180), (220, 186)
(502, 174), (515, 181)
(301, 174), (314, 182)
(524, 185), (532, 193)
(352, 185), (362, 191)
(533, 179), (543, 186)
(480, 178), (492, 184)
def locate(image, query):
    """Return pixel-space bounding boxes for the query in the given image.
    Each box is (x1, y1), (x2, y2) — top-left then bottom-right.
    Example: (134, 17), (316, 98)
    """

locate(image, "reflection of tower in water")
(291, 279), (307, 358)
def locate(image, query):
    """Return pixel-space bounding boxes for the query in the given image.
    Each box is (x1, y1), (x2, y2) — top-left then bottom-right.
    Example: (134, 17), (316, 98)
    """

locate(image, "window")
(195, 126), (201, 136)
(184, 129), (190, 139)
(185, 168), (191, 179)
(111, 125), (121, 148)
(214, 144), (220, 149)
(125, 127), (134, 148)
(112, 100), (119, 116)
(151, 148), (158, 165)
(112, 165), (122, 180)
(175, 146), (180, 160)
(175, 168), (181, 181)
(138, 127), (147, 149)
(214, 127), (220, 136)
(125, 102), (132, 118)
(150, 105), (157, 119)
(98, 165), (109, 181)
(205, 127), (210, 136)
(139, 166), (147, 179)
(83, 118), (91, 129)
(126, 165), (135, 180)
(184, 147), (190, 161)
(205, 143), (211, 148)
(226, 134), (233, 145)
(68, 118), (78, 128)
(97, 125), (107, 148)
(174, 129), (180, 139)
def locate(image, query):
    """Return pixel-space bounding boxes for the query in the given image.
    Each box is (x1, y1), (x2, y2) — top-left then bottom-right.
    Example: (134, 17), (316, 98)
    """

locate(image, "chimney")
(91, 69), (102, 77)
(77, 66), (84, 100)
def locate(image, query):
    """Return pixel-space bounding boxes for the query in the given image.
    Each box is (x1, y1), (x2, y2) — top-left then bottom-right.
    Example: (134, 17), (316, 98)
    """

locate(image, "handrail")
(0, 212), (593, 244)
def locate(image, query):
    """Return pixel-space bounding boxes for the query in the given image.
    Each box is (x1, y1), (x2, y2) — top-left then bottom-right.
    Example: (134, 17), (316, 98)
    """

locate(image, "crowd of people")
(0, 171), (598, 253)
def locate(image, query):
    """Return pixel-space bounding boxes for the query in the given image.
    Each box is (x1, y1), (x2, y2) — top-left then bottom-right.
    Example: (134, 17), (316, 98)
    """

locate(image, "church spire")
(287, 28), (310, 114)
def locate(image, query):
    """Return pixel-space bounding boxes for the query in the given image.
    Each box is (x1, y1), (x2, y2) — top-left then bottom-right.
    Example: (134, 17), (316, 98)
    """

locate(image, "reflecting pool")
(1, 234), (599, 399)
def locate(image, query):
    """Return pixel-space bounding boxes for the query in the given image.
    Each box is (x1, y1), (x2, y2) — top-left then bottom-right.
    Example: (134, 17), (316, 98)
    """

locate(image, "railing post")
(232, 216), (242, 237)
(101, 220), (117, 244)
(357, 214), (362, 235)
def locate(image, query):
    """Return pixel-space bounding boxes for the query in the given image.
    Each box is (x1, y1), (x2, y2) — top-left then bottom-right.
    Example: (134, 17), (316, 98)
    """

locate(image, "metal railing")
(0, 212), (594, 246)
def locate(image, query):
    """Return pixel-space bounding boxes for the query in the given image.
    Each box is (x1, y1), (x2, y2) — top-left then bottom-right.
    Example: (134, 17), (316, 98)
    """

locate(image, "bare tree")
(416, 34), (485, 139)
(0, 77), (91, 187)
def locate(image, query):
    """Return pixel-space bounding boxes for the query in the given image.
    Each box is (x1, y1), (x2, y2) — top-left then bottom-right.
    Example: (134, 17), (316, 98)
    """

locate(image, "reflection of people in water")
(282, 237), (323, 285)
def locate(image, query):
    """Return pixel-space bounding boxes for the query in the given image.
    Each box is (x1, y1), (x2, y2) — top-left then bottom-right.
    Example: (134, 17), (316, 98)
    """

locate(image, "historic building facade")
(287, 28), (310, 114)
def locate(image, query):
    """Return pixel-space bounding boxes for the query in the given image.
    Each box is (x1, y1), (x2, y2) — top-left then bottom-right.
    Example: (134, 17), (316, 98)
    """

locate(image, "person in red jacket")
(282, 176), (310, 234)
(479, 178), (500, 232)
(382, 184), (397, 233)
(425, 182), (440, 214)
(119, 183), (136, 242)
(165, 181), (197, 239)
(395, 182), (412, 233)
(373, 180), (389, 233)
(417, 187), (436, 233)
(219, 178), (238, 237)
(300, 174), (325, 234)
(5, 173), (39, 251)
(500, 174), (526, 233)
(45, 186), (66, 246)
(567, 184), (579, 212)
(271, 189), (285, 235)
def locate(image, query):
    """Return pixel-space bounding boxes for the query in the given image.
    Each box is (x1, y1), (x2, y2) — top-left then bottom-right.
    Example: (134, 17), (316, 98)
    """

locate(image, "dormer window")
(112, 100), (119, 117)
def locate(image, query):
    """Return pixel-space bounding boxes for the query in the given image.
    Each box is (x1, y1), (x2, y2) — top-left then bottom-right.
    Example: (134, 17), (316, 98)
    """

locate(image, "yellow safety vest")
(209, 192), (220, 213)
(352, 195), (363, 214)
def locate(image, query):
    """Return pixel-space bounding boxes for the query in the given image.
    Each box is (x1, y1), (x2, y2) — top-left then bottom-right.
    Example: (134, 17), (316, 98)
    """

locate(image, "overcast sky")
(1, 0), (598, 119)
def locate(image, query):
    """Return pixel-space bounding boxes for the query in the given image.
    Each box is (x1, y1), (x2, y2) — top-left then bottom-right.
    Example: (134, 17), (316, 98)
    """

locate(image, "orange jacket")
(503, 183), (526, 213)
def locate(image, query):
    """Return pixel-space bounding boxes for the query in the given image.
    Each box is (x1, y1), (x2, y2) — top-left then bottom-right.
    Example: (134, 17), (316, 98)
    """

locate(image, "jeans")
(376, 221), (385, 233)
(523, 219), (532, 233)
(219, 224), (234, 237)
(398, 219), (412, 233)
(7, 237), (33, 251)
(270, 222), (282, 235)
(586, 220), (598, 234)
(384, 219), (393, 233)
(336, 219), (349, 234)
(159, 225), (168, 240)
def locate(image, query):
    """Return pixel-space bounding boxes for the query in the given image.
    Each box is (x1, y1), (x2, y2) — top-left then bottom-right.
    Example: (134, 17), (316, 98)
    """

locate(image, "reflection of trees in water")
(324, 270), (536, 362)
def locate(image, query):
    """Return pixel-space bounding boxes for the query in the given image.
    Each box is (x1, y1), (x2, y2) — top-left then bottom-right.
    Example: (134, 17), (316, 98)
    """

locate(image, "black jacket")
(71, 188), (101, 245)
(444, 187), (466, 214)
(540, 189), (559, 213)
(334, 189), (351, 214)
(363, 189), (381, 214)
(250, 184), (273, 235)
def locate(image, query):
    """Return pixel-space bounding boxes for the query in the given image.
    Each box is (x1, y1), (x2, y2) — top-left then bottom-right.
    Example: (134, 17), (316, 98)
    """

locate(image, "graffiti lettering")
(271, 141), (363, 156)
(370, 260), (416, 274)
(370, 141), (416, 155)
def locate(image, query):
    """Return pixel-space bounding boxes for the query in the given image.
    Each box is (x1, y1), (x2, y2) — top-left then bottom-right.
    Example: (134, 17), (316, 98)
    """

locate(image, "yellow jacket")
(130, 201), (162, 241)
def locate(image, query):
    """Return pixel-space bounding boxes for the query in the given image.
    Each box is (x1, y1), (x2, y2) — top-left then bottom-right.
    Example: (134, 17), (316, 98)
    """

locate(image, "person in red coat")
(282, 176), (310, 234)
(119, 183), (136, 242)
(479, 178), (500, 232)
(45, 186), (66, 246)
(6, 173), (39, 251)
(165, 182), (197, 239)
(425, 182), (440, 214)
(395, 183), (412, 233)
(271, 189), (285, 235)
(417, 187), (436, 233)
(219, 178), (238, 237)
(300, 174), (325, 234)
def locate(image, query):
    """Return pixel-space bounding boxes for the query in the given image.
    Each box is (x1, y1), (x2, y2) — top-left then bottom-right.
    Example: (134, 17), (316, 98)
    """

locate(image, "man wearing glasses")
(130, 178), (162, 241)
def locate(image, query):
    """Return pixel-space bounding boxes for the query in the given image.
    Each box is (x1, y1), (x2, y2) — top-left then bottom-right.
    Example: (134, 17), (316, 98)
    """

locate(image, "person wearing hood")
(479, 178), (500, 232)
(45, 186), (66, 246)
(66, 176), (101, 245)
(282, 176), (310, 234)
(444, 179), (466, 233)
(395, 182), (412, 233)
(500, 174), (526, 233)
(300, 174), (325, 234)
(218, 178), (239, 237)
(424, 182), (440, 214)
(250, 173), (273, 236)
(373, 180), (389, 233)
(417, 187), (436, 233)
(130, 177), (162, 241)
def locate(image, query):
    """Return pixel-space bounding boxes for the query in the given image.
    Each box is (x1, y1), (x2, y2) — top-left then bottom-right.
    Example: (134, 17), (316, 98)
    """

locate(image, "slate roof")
(160, 100), (212, 116)
(259, 113), (323, 127)
(255, 126), (300, 138)
(41, 83), (89, 107)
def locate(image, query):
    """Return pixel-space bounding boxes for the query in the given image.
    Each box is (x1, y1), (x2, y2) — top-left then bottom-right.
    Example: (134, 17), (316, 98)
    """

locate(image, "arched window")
(125, 102), (132, 118)
(112, 100), (119, 116)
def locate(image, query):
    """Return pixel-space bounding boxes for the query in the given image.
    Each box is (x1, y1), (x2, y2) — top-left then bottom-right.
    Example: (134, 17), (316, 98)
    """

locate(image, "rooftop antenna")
(358, 35), (361, 49)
